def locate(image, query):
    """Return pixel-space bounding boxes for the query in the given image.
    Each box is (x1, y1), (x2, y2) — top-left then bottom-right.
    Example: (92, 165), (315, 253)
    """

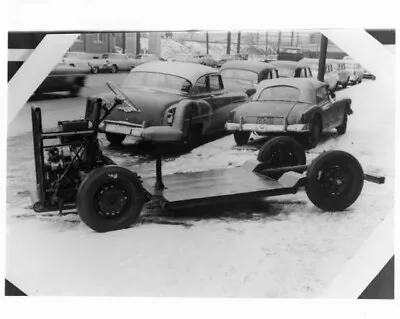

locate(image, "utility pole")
(296, 31), (299, 47)
(266, 31), (268, 54)
(237, 31), (241, 54)
(206, 32), (209, 54)
(277, 31), (282, 52)
(136, 32), (141, 56)
(122, 32), (126, 53)
(291, 31), (294, 46)
(83, 33), (87, 52)
(318, 34), (328, 82)
(227, 31), (231, 55)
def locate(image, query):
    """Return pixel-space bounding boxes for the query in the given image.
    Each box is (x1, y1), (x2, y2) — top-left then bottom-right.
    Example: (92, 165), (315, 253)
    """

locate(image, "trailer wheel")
(105, 132), (126, 145)
(257, 136), (306, 178)
(234, 131), (250, 146)
(77, 166), (144, 232)
(306, 151), (364, 211)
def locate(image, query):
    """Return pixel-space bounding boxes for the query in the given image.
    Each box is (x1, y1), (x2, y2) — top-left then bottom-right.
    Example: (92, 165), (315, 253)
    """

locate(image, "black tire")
(257, 136), (306, 178)
(304, 116), (322, 149)
(184, 125), (202, 151)
(342, 78), (349, 88)
(77, 166), (144, 232)
(234, 131), (250, 146)
(336, 112), (348, 135)
(306, 151), (364, 211)
(111, 65), (118, 73)
(69, 82), (81, 97)
(106, 132), (126, 145)
(91, 66), (99, 74)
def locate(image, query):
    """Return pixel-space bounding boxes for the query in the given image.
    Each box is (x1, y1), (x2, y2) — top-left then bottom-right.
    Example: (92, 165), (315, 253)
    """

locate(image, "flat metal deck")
(144, 167), (298, 208)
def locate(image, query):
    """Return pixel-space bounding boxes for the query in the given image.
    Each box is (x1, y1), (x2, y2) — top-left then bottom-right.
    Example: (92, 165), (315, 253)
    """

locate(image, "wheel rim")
(94, 183), (130, 218)
(316, 163), (353, 198)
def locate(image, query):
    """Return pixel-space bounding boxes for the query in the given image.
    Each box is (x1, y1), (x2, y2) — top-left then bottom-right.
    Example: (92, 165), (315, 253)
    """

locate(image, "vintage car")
(328, 59), (352, 88)
(62, 51), (105, 74)
(34, 63), (89, 96)
(300, 58), (340, 91)
(195, 54), (219, 68)
(220, 60), (279, 97)
(277, 46), (304, 62)
(86, 61), (248, 148)
(225, 78), (353, 148)
(268, 60), (312, 79)
(344, 60), (365, 84)
(363, 69), (376, 80)
(99, 53), (142, 73)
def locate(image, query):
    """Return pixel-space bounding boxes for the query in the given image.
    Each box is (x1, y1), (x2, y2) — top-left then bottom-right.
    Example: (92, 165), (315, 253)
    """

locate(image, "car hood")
(93, 87), (186, 126)
(231, 100), (309, 124)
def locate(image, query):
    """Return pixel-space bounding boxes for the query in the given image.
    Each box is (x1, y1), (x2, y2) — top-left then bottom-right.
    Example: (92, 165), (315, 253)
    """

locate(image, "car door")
(192, 74), (232, 133)
(316, 85), (336, 130)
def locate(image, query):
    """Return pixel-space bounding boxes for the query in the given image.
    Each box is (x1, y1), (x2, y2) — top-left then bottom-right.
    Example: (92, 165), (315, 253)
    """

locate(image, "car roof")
(268, 60), (308, 68)
(255, 78), (326, 103)
(131, 61), (217, 83)
(220, 60), (276, 73)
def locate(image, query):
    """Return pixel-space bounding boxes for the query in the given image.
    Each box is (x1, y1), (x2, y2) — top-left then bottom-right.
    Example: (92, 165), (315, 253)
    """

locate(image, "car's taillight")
(228, 111), (235, 122)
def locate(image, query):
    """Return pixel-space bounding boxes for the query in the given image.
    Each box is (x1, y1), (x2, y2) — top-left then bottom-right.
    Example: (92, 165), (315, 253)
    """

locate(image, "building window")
(94, 33), (106, 43)
(75, 33), (84, 42)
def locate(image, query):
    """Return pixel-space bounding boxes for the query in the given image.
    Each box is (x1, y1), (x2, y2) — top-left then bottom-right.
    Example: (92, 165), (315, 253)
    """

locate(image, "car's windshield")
(221, 69), (258, 84)
(275, 67), (296, 78)
(256, 85), (300, 101)
(122, 71), (192, 93)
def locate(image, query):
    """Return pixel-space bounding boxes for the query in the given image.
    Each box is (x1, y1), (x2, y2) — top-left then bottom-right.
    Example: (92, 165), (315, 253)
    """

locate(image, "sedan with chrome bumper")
(85, 61), (248, 150)
(225, 78), (353, 148)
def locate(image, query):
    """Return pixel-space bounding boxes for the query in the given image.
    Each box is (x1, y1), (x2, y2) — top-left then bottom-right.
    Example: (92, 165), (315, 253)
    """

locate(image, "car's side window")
(209, 74), (223, 92)
(307, 67), (312, 77)
(193, 75), (208, 94)
(316, 86), (329, 104)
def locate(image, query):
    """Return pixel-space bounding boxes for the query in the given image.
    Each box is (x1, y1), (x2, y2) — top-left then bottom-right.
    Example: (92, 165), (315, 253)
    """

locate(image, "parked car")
(195, 54), (219, 68)
(277, 47), (304, 61)
(329, 59), (352, 88)
(99, 53), (142, 73)
(220, 60), (279, 97)
(86, 61), (248, 149)
(268, 61), (312, 79)
(344, 60), (365, 84)
(299, 58), (340, 91)
(363, 69), (376, 80)
(62, 52), (104, 74)
(225, 78), (353, 148)
(34, 63), (89, 96)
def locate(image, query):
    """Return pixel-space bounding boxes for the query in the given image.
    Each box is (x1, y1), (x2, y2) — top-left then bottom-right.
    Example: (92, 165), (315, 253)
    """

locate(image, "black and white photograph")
(2, 1), (398, 317)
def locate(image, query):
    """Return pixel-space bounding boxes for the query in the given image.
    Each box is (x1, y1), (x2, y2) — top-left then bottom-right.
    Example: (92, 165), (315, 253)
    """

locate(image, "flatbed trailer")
(30, 82), (383, 232)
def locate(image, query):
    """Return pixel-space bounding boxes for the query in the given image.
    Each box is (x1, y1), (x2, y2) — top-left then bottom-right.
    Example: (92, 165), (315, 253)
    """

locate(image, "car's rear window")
(256, 85), (300, 101)
(221, 69), (258, 84)
(122, 71), (192, 93)
(275, 67), (296, 78)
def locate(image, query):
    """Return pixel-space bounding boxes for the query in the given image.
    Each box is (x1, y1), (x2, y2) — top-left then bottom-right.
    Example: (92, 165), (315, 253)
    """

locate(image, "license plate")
(256, 116), (275, 125)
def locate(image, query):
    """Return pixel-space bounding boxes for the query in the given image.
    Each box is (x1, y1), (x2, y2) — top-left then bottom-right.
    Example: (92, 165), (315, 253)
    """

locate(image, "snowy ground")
(5, 79), (394, 297)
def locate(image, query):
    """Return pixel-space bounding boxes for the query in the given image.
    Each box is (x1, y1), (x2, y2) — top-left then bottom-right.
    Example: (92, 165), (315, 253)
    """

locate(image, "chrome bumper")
(225, 122), (309, 133)
(100, 120), (145, 139)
